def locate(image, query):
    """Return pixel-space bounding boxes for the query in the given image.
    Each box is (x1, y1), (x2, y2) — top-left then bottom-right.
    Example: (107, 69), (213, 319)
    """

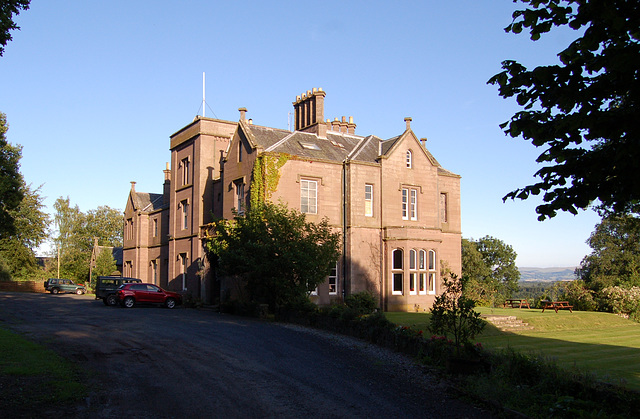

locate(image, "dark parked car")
(44, 278), (86, 295)
(116, 283), (182, 309)
(95, 276), (142, 306)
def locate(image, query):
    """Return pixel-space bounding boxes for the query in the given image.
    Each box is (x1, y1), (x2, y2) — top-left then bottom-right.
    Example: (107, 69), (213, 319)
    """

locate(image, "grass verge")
(0, 327), (87, 416)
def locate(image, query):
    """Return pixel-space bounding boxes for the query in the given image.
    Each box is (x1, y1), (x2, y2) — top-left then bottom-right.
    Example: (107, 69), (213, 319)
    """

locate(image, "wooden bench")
(541, 300), (573, 313)
(503, 298), (530, 309)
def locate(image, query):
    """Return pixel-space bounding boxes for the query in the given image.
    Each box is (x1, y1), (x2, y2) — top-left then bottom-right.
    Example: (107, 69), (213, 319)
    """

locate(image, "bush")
(558, 280), (597, 311)
(344, 291), (378, 315)
(599, 286), (640, 320)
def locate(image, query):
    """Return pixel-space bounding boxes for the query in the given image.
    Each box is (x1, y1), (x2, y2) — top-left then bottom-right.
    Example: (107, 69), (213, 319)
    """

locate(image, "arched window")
(392, 248), (403, 295)
(409, 249), (417, 295)
(406, 150), (412, 168)
(428, 250), (436, 294)
(419, 250), (427, 295)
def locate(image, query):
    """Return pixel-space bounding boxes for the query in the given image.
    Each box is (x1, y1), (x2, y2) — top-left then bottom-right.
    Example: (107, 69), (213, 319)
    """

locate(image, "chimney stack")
(292, 87), (325, 133)
(130, 181), (136, 192)
(238, 107), (247, 121)
(163, 163), (171, 205)
(404, 117), (412, 131)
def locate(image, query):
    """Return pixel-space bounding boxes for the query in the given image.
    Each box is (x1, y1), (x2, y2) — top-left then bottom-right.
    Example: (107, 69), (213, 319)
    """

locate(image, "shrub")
(599, 286), (640, 320)
(429, 273), (485, 357)
(558, 280), (597, 311)
(344, 291), (378, 315)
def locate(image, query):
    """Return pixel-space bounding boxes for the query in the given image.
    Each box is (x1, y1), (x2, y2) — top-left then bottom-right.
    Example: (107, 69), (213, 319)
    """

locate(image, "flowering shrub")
(600, 286), (640, 320)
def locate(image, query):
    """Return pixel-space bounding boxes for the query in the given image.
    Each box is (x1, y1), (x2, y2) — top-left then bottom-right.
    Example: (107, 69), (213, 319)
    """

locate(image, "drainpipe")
(342, 159), (348, 300)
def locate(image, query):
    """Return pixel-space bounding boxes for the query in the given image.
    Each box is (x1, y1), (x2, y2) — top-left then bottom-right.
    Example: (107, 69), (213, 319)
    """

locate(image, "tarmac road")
(0, 292), (491, 418)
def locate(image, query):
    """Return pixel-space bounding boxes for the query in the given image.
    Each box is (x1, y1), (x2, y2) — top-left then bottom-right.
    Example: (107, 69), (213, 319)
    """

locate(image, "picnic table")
(504, 298), (530, 309)
(541, 300), (573, 313)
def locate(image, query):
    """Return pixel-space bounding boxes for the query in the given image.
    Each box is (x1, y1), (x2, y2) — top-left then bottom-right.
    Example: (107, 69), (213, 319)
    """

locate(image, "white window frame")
(402, 188), (418, 221)
(328, 262), (338, 295)
(364, 184), (373, 217)
(301, 179), (317, 214)
(392, 248), (403, 295)
(428, 249), (436, 294)
(409, 249), (417, 295)
(406, 150), (412, 168)
(419, 249), (427, 295)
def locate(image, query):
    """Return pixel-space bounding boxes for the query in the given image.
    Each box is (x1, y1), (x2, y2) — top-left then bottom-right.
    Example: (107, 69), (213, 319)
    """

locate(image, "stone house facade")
(122, 88), (461, 311)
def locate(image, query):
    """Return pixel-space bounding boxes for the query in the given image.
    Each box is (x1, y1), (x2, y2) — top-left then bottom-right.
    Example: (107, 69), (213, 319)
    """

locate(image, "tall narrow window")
(181, 200), (188, 230)
(153, 218), (158, 238)
(406, 150), (412, 168)
(328, 262), (338, 295)
(392, 248), (403, 295)
(440, 193), (448, 223)
(181, 157), (190, 186)
(409, 249), (417, 295)
(151, 259), (157, 284)
(402, 188), (418, 220)
(410, 189), (417, 220)
(364, 184), (373, 217)
(402, 188), (408, 220)
(419, 250), (427, 295)
(180, 253), (187, 291)
(234, 180), (245, 214)
(238, 141), (243, 162)
(428, 250), (436, 294)
(301, 179), (317, 214)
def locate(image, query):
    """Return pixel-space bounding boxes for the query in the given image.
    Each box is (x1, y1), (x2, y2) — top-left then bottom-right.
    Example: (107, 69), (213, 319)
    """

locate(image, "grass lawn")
(386, 308), (640, 391)
(0, 327), (87, 415)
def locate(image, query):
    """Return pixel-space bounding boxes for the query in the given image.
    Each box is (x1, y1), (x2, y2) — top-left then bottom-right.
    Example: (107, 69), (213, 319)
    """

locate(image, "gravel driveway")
(0, 292), (491, 418)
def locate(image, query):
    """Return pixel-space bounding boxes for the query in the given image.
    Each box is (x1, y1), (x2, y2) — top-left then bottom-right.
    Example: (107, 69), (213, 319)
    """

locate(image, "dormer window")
(406, 150), (412, 168)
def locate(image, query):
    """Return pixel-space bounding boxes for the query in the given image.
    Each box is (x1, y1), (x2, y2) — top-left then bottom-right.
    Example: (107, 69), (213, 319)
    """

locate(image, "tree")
(92, 248), (117, 281)
(52, 197), (123, 283)
(578, 214), (640, 290)
(488, 0), (640, 220)
(0, 112), (23, 237)
(0, 182), (49, 280)
(203, 202), (341, 312)
(429, 273), (485, 357)
(0, 0), (30, 56)
(462, 236), (520, 306)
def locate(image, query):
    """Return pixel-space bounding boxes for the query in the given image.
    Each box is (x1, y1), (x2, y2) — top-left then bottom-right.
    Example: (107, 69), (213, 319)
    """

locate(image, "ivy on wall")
(250, 153), (290, 207)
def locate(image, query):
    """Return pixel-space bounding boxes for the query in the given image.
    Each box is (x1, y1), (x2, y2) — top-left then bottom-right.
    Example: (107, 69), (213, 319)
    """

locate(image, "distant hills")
(518, 267), (578, 282)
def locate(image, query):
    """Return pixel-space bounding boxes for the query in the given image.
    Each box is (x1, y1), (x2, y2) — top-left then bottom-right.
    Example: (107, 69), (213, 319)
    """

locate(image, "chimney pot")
(130, 181), (136, 192)
(238, 107), (247, 121)
(404, 117), (412, 130)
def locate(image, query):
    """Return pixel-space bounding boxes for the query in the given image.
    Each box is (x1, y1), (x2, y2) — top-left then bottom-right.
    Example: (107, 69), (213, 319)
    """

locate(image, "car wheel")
(51, 288), (59, 294)
(165, 298), (176, 309)
(76, 289), (84, 295)
(122, 296), (135, 308)
(106, 294), (118, 306)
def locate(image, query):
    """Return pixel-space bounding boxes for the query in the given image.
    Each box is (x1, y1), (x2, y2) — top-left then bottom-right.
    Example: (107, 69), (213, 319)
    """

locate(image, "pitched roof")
(131, 192), (165, 212)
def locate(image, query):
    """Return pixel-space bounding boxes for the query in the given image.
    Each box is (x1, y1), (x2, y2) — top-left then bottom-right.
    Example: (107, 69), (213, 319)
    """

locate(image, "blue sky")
(1, 0), (601, 267)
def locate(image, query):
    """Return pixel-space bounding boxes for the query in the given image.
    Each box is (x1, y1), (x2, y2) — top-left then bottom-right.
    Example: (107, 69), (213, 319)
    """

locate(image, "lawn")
(0, 327), (87, 415)
(386, 308), (640, 391)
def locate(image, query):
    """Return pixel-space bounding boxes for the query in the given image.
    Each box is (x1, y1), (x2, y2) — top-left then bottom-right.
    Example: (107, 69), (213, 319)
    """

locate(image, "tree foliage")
(462, 236), (520, 306)
(0, 0), (30, 56)
(203, 202), (340, 311)
(0, 112), (23, 237)
(52, 197), (122, 283)
(0, 182), (49, 280)
(578, 214), (640, 290)
(489, 0), (640, 220)
(92, 248), (117, 281)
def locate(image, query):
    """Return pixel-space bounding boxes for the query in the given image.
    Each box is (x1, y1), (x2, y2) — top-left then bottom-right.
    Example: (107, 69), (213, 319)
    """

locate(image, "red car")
(116, 283), (182, 309)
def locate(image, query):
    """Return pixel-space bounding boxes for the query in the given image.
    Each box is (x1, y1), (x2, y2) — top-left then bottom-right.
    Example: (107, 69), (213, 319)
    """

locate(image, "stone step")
(481, 315), (534, 331)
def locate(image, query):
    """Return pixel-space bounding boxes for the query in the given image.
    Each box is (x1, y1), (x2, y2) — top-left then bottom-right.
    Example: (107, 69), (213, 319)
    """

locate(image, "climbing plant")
(250, 153), (290, 207)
